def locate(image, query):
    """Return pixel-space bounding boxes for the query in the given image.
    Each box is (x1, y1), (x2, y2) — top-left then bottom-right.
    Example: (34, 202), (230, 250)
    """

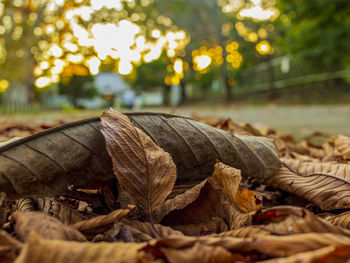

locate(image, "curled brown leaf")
(119, 218), (184, 242)
(260, 244), (350, 263)
(334, 134), (350, 160)
(212, 206), (350, 238)
(100, 109), (176, 215)
(14, 232), (143, 263)
(265, 158), (350, 210)
(12, 211), (86, 242)
(324, 211), (350, 230)
(155, 162), (260, 234)
(141, 233), (350, 260)
(0, 229), (22, 263)
(70, 206), (135, 239)
(16, 198), (89, 225)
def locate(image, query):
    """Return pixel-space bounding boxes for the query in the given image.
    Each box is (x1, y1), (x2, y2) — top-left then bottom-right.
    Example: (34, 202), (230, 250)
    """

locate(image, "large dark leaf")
(0, 113), (280, 199)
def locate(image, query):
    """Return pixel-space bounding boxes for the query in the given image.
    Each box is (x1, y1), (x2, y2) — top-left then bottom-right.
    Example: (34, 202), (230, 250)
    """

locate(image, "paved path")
(2, 104), (350, 139)
(147, 104), (350, 139)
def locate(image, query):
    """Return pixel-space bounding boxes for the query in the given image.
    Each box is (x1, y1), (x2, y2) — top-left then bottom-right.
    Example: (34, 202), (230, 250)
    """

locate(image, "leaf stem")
(149, 212), (162, 237)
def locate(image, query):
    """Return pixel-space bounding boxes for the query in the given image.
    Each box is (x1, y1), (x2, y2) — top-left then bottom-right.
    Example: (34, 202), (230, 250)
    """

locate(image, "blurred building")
(95, 72), (129, 95)
(79, 72), (163, 108)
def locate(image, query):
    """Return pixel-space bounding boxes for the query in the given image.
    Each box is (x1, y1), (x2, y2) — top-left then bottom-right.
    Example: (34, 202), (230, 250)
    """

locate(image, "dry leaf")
(160, 242), (237, 263)
(213, 206), (350, 238)
(141, 233), (350, 259)
(265, 158), (350, 210)
(298, 140), (325, 160)
(94, 219), (184, 243)
(240, 123), (263, 136)
(12, 211), (86, 242)
(0, 192), (7, 227)
(121, 218), (184, 240)
(100, 109), (176, 215)
(334, 134), (350, 160)
(15, 199), (35, 212)
(167, 217), (228, 236)
(325, 211), (350, 230)
(211, 162), (259, 213)
(0, 230), (22, 263)
(16, 198), (89, 225)
(322, 141), (343, 162)
(91, 222), (136, 242)
(190, 114), (224, 127)
(260, 244), (350, 263)
(14, 232), (143, 263)
(210, 225), (271, 238)
(211, 206), (350, 238)
(70, 206), (135, 239)
(0, 113), (280, 200)
(156, 162), (260, 234)
(216, 118), (254, 136)
(290, 152), (320, 162)
(153, 180), (206, 223)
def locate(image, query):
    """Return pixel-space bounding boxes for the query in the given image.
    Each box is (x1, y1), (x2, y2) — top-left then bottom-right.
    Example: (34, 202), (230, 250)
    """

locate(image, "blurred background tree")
(58, 64), (97, 106)
(0, 0), (90, 104)
(0, 0), (349, 110)
(275, 0), (350, 72)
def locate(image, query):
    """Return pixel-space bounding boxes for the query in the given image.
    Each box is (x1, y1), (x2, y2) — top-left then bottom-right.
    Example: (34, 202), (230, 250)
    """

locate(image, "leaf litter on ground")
(0, 108), (349, 262)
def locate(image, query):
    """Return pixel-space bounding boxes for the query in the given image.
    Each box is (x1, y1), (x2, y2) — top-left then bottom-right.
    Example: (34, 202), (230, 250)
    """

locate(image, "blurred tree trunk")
(179, 79), (187, 105)
(224, 74), (232, 102)
(267, 59), (277, 100)
(163, 85), (171, 106)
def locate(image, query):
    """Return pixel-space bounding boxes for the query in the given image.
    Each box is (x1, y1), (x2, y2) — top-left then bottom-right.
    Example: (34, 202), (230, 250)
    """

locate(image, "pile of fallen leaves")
(1, 109), (350, 263)
(0, 120), (65, 143)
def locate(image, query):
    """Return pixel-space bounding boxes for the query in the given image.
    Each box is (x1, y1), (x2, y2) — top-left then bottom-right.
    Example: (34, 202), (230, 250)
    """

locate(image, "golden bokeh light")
(226, 41), (239, 53)
(61, 63), (89, 77)
(173, 58), (183, 74)
(167, 49), (175, 57)
(192, 45), (225, 72)
(247, 32), (258, 42)
(35, 77), (51, 88)
(225, 41), (243, 69)
(256, 40), (273, 55)
(118, 60), (133, 75)
(239, 0), (278, 21)
(49, 44), (63, 57)
(24, 0), (189, 89)
(164, 75), (172, 86)
(258, 28), (268, 39)
(194, 55), (211, 71)
(85, 56), (101, 75)
(0, 79), (9, 92)
(151, 29), (161, 38)
(39, 61), (50, 70)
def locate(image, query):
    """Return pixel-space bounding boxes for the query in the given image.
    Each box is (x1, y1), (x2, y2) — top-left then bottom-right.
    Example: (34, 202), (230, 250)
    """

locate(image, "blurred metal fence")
(0, 103), (41, 114)
(237, 56), (350, 93)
